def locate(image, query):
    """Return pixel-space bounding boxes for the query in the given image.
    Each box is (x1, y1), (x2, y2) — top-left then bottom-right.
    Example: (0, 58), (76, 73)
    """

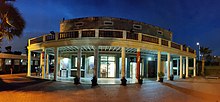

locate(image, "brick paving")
(0, 74), (220, 102)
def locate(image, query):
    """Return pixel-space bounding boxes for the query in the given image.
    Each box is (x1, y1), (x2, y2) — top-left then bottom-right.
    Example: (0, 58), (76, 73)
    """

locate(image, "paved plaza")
(0, 73), (220, 102)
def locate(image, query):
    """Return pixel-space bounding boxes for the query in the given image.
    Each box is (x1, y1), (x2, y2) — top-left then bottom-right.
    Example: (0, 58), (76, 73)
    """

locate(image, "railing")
(189, 48), (195, 54)
(59, 31), (79, 39)
(161, 39), (168, 46)
(183, 46), (187, 51)
(45, 34), (55, 41)
(29, 29), (196, 55)
(171, 42), (181, 50)
(30, 36), (43, 44)
(126, 32), (138, 40)
(142, 35), (159, 44)
(82, 30), (95, 37)
(99, 30), (123, 38)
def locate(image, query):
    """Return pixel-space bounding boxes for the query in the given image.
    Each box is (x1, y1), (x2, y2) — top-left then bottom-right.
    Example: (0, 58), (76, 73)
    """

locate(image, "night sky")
(2, 0), (220, 55)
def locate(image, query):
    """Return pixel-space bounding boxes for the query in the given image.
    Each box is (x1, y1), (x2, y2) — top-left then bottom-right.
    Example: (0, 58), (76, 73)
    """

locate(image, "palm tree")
(0, 0), (25, 42)
(200, 46), (212, 75)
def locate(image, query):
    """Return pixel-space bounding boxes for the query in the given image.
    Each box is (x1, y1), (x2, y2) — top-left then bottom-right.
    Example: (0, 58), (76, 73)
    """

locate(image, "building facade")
(27, 17), (196, 83)
(0, 53), (39, 74)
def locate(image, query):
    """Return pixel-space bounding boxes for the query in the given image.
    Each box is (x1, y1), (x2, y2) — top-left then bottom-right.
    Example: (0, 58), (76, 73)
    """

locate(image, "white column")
(157, 51), (161, 81)
(121, 47), (126, 78)
(46, 54), (49, 77)
(40, 48), (46, 79)
(171, 58), (173, 75)
(183, 58), (185, 74)
(186, 56), (189, 78)
(193, 58), (196, 76)
(177, 59), (179, 76)
(77, 47), (82, 79)
(179, 56), (183, 78)
(94, 46), (99, 77)
(54, 47), (58, 81)
(167, 53), (170, 80)
(27, 49), (31, 77)
(43, 49), (47, 78)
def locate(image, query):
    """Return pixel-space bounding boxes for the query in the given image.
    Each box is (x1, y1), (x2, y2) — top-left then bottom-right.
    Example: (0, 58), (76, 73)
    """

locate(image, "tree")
(200, 46), (212, 75)
(200, 47), (212, 60)
(0, 0), (25, 42)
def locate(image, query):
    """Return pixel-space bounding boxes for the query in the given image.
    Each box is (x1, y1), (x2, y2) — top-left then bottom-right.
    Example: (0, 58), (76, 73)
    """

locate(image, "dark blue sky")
(2, 0), (220, 55)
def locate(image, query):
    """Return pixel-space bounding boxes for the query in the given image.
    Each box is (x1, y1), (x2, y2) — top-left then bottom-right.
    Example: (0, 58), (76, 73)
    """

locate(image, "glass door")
(100, 56), (116, 78)
(100, 62), (108, 78)
(107, 62), (116, 77)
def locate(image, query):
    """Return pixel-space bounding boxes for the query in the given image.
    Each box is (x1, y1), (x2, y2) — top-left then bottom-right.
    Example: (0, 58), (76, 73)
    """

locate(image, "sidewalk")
(1, 74), (220, 102)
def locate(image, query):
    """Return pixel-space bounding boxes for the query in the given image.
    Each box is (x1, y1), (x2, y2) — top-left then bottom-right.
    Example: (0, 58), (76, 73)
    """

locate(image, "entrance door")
(100, 56), (116, 78)
(148, 61), (157, 78)
(130, 61), (142, 79)
(100, 62), (107, 77)
(130, 62), (136, 79)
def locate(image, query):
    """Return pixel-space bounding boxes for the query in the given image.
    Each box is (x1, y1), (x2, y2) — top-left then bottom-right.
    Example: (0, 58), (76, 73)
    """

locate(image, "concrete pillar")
(171, 58), (173, 75)
(193, 58), (196, 76)
(40, 48), (46, 79)
(121, 47), (126, 78)
(94, 46), (99, 77)
(167, 53), (170, 80)
(183, 58), (185, 74)
(177, 59), (179, 76)
(54, 47), (58, 81)
(46, 54), (49, 77)
(186, 56), (189, 78)
(27, 49), (31, 77)
(77, 47), (82, 79)
(179, 56), (183, 78)
(136, 48), (141, 81)
(157, 51), (161, 81)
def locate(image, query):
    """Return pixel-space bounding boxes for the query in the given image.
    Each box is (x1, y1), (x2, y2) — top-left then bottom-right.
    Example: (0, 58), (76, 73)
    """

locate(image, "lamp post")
(196, 42), (200, 60)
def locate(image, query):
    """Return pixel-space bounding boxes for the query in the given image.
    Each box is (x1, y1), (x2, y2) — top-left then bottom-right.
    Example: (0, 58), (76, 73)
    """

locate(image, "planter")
(170, 75), (174, 81)
(159, 78), (163, 82)
(121, 77), (127, 86)
(74, 76), (80, 85)
(182, 74), (186, 79)
(91, 76), (98, 87)
(170, 76), (174, 81)
(138, 79), (143, 84)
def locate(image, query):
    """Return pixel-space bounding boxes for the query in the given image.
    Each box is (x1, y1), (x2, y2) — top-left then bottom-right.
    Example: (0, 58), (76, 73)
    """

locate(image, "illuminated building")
(27, 17), (196, 83)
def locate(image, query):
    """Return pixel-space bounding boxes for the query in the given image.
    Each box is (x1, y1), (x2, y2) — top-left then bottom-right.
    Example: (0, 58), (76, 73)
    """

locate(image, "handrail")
(126, 32), (138, 40)
(161, 39), (168, 46)
(59, 31), (79, 39)
(142, 35), (159, 44)
(171, 42), (181, 50)
(29, 30), (195, 54)
(30, 36), (43, 45)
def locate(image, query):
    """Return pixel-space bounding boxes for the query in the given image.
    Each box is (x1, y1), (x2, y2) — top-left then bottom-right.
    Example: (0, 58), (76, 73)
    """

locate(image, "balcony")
(29, 29), (196, 54)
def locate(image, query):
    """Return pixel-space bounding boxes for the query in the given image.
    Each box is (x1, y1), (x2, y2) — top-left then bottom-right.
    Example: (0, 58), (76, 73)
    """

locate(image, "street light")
(196, 42), (200, 60)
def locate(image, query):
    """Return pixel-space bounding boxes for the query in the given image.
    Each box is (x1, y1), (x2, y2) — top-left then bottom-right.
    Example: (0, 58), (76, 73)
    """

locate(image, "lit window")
(104, 21), (113, 26)
(133, 24), (142, 30)
(14, 60), (20, 65)
(5, 59), (11, 65)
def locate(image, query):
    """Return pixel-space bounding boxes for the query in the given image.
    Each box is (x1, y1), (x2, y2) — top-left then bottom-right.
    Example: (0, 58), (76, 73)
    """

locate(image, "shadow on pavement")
(0, 77), (49, 91)
(162, 82), (219, 101)
(0, 76), (98, 92)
